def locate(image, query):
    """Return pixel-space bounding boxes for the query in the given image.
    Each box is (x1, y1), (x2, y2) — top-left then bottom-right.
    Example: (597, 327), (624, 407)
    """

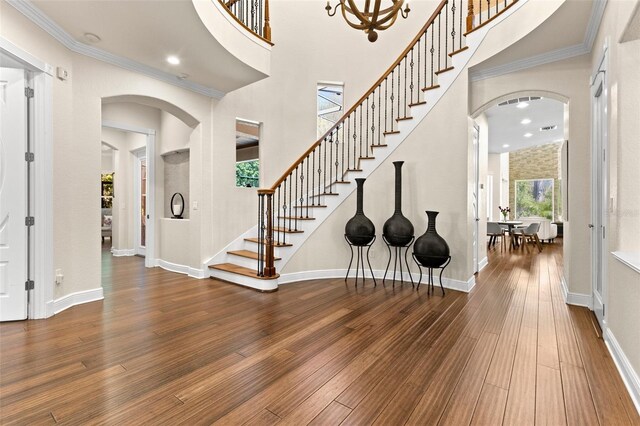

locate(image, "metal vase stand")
(412, 255), (451, 295)
(344, 235), (377, 287)
(382, 235), (415, 287)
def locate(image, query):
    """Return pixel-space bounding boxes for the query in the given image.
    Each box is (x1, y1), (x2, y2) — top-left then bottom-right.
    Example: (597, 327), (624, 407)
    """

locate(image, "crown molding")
(470, 0), (608, 82)
(7, 0), (225, 99)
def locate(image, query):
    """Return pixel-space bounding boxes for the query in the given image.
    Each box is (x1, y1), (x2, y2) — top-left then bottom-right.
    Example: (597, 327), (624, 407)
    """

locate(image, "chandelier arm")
(341, 2), (371, 30)
(346, 0), (371, 25)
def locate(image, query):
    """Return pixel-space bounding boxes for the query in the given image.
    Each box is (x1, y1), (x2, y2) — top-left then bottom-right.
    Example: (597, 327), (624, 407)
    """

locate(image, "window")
(317, 83), (344, 138)
(515, 179), (554, 219)
(236, 119), (260, 188)
(101, 173), (114, 208)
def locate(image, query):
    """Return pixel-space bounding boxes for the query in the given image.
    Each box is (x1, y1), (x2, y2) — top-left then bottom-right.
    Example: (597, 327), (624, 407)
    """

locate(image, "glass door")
(134, 152), (146, 257)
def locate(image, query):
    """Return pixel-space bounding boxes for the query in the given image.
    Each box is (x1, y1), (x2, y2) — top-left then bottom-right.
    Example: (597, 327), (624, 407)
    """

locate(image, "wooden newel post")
(466, 0), (475, 33)
(263, 0), (272, 41)
(263, 190), (276, 277)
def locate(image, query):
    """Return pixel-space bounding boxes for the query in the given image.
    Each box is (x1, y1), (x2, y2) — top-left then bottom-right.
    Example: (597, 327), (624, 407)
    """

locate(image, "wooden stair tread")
(409, 101), (427, 107)
(359, 156), (375, 160)
(422, 84), (441, 92)
(448, 46), (469, 57)
(228, 250), (282, 261)
(396, 116), (413, 121)
(371, 144), (388, 148)
(293, 205), (327, 208)
(209, 263), (279, 280)
(346, 168), (363, 172)
(278, 216), (316, 220)
(334, 180), (351, 184)
(273, 227), (304, 234)
(244, 237), (293, 247)
(435, 66), (454, 75)
(383, 131), (400, 135)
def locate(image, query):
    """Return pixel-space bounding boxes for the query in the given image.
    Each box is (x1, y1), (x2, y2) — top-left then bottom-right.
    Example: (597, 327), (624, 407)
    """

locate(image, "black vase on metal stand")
(412, 210), (451, 294)
(345, 178), (376, 286)
(382, 161), (415, 286)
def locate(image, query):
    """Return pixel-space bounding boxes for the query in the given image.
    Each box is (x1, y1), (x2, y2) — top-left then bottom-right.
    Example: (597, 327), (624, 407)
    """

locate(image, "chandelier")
(325, 0), (411, 42)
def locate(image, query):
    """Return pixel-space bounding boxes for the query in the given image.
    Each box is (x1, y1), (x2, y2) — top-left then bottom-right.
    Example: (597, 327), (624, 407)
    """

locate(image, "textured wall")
(163, 151), (190, 219)
(509, 142), (562, 220)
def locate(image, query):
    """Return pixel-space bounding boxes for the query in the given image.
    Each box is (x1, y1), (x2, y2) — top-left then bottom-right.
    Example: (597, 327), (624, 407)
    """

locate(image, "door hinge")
(603, 226), (606, 239)
(603, 304), (605, 317)
(25, 216), (35, 226)
(25, 152), (35, 162)
(25, 280), (34, 291)
(25, 87), (34, 98)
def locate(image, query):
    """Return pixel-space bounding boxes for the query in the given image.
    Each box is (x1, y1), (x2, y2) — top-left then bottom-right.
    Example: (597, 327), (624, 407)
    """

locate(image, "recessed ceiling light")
(83, 32), (101, 43)
(524, 133), (533, 138)
(167, 56), (180, 65)
(516, 102), (529, 109)
(521, 118), (531, 125)
(502, 144), (510, 148)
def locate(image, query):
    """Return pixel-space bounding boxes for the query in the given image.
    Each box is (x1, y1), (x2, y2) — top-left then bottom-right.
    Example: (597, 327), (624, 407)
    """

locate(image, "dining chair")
(512, 223), (542, 253)
(487, 222), (505, 251)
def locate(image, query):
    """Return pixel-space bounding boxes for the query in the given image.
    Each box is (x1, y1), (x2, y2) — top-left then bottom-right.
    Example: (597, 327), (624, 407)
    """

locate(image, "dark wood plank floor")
(1, 242), (639, 425)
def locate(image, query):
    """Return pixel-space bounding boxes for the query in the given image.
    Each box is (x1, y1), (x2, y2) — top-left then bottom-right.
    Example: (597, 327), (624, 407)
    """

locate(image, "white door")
(134, 151), (147, 257)
(0, 68), (28, 321)
(472, 124), (480, 273)
(591, 66), (607, 329)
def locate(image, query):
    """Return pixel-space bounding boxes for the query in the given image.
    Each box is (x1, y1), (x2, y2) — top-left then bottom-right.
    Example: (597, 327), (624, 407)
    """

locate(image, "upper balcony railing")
(219, 0), (272, 44)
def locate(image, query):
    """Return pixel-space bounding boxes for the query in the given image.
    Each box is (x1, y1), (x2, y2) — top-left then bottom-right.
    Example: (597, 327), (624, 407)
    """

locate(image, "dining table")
(498, 220), (523, 249)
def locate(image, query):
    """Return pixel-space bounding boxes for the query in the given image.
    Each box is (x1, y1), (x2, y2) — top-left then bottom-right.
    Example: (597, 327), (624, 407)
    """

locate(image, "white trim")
(111, 248), (135, 257)
(478, 256), (489, 272)
(612, 252), (640, 274)
(470, 0), (608, 82)
(560, 275), (593, 308)
(278, 269), (477, 293)
(102, 120), (155, 136)
(48, 287), (104, 315)
(0, 37), (50, 74)
(604, 328), (640, 415)
(6, 0), (225, 99)
(155, 259), (206, 279)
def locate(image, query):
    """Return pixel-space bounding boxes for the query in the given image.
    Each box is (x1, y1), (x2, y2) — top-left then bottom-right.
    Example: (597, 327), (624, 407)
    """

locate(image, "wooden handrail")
(217, 0), (274, 45)
(266, 0), (449, 190)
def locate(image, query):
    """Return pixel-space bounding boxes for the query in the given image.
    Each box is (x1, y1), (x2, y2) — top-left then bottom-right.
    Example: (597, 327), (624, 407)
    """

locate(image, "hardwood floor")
(1, 242), (639, 425)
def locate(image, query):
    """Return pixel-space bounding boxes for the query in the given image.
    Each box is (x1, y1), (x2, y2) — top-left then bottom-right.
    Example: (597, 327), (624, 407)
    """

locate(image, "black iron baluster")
(417, 39), (421, 97)
(445, 2), (449, 67)
(438, 12), (442, 72)
(294, 166), (299, 231)
(451, 1), (456, 56)
(276, 187), (281, 245)
(403, 56), (407, 117)
(306, 155), (310, 218)
(397, 63), (401, 120)
(378, 84), (381, 145)
(384, 78), (388, 133)
(335, 128), (340, 185)
(358, 105), (363, 161)
(281, 179), (286, 244)
(329, 134), (333, 192)
(353, 113), (358, 168)
(390, 70), (394, 131)
(347, 114), (351, 170)
(410, 49), (414, 106)
(311, 148), (315, 206)
(460, 0), (463, 49)
(288, 172), (292, 232)
(487, 0), (491, 20)
(366, 97), (369, 157)
(430, 24), (435, 87)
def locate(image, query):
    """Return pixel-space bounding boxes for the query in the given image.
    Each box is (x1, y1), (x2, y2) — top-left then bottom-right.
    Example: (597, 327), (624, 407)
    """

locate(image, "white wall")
(591, 0), (640, 401)
(1, 4), (213, 301)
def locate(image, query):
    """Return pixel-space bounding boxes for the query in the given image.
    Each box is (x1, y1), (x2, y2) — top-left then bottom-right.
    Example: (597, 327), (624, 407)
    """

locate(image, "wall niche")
(163, 149), (190, 219)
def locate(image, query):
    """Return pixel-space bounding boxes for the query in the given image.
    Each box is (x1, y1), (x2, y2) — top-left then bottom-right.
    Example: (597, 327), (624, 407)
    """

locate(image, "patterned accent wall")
(509, 142), (562, 220)
(164, 151), (190, 219)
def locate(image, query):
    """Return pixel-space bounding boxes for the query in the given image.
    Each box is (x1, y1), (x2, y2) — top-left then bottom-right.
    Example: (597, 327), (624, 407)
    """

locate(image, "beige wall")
(592, 0), (640, 386)
(487, 152), (509, 221)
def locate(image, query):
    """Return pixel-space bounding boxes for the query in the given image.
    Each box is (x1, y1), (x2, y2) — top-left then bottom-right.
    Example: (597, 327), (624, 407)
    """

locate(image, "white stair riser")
(227, 254), (281, 270)
(209, 269), (278, 292)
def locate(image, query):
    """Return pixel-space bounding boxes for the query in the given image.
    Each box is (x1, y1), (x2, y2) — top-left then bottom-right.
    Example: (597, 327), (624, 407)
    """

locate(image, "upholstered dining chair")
(487, 222), (506, 251)
(512, 222), (542, 253)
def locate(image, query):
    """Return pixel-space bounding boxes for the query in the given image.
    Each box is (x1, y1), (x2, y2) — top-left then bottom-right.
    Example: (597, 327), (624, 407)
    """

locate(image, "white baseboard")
(155, 259), (206, 279)
(47, 287), (104, 315)
(560, 275), (592, 308)
(111, 248), (135, 257)
(278, 269), (476, 293)
(605, 328), (640, 415)
(478, 257), (489, 272)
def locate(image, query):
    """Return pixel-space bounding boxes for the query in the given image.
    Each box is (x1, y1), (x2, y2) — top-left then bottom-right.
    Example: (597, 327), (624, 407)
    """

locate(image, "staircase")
(208, 0), (524, 291)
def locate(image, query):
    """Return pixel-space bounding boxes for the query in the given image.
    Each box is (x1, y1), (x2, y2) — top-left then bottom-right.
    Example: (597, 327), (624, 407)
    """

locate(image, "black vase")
(414, 211), (450, 267)
(383, 161), (414, 246)
(345, 178), (375, 246)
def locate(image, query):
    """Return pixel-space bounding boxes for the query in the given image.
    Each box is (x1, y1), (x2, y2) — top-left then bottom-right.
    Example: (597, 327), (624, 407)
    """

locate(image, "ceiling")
(471, 0), (595, 75)
(484, 97), (565, 154)
(29, 0), (267, 94)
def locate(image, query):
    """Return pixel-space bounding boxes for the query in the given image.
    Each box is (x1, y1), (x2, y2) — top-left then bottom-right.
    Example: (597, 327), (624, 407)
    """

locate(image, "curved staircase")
(208, 0), (524, 291)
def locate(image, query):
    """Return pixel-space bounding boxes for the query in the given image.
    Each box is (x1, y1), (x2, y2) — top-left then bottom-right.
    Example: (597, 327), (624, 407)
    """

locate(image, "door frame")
(132, 147), (147, 257)
(472, 123), (480, 274)
(1, 37), (54, 319)
(102, 120), (156, 268)
(590, 43), (608, 329)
